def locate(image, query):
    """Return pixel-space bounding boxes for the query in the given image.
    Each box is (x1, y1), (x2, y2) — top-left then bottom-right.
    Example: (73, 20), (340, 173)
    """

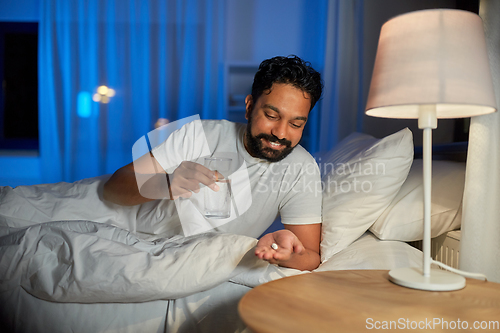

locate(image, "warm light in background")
(155, 118), (169, 128)
(97, 85), (108, 95)
(93, 85), (116, 104)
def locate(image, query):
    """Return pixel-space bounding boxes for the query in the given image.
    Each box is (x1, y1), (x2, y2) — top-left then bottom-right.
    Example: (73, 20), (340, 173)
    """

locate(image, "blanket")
(0, 177), (300, 304)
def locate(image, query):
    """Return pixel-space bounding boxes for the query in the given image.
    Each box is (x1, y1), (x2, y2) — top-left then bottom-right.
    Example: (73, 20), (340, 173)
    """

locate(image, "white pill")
(271, 243), (278, 250)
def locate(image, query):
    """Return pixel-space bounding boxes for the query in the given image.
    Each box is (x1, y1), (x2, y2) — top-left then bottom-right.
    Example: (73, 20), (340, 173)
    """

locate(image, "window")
(0, 22), (38, 150)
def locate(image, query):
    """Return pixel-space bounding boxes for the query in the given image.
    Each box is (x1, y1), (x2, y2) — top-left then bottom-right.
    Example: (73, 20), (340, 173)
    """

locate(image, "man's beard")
(245, 116), (296, 162)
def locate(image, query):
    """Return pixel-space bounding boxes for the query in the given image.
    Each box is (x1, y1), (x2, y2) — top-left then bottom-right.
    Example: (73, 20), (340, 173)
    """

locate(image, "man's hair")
(251, 55), (323, 111)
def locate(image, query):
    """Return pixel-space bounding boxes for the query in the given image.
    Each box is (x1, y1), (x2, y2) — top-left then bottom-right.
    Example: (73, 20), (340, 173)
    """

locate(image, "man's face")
(244, 83), (311, 162)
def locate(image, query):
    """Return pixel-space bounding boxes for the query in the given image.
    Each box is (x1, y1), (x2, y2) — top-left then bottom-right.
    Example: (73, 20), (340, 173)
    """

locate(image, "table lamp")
(365, 9), (497, 291)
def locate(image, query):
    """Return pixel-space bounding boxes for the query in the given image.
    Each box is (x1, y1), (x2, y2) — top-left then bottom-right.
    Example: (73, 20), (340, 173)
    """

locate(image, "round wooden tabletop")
(238, 270), (500, 333)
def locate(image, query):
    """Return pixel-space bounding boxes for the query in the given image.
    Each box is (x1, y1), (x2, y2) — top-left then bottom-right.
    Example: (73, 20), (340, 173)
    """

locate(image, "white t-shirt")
(150, 119), (322, 238)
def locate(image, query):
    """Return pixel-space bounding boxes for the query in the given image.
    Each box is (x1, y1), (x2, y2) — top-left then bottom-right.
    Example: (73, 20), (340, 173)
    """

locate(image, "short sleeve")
(151, 119), (211, 173)
(279, 159), (322, 225)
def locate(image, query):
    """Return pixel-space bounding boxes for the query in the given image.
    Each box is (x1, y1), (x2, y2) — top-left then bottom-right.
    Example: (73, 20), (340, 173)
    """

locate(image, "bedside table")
(238, 270), (500, 333)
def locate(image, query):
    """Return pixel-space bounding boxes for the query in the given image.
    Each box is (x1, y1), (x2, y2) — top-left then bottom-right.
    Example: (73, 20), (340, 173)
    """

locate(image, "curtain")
(460, 0), (500, 283)
(318, 0), (364, 152)
(39, 0), (225, 183)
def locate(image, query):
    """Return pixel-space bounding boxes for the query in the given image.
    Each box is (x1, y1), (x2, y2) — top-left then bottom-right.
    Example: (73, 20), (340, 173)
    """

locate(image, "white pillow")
(315, 232), (422, 272)
(320, 128), (413, 262)
(369, 159), (464, 241)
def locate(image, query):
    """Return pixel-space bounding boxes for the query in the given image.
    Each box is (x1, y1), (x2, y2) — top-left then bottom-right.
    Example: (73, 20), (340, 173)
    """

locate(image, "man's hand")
(255, 229), (305, 265)
(104, 154), (224, 206)
(169, 161), (221, 200)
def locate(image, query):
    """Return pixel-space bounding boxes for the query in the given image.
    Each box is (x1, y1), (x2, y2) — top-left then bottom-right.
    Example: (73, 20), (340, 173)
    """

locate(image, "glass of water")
(204, 157), (232, 219)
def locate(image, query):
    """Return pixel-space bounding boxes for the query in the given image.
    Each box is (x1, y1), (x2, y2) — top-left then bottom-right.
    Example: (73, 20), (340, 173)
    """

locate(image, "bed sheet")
(0, 280), (251, 333)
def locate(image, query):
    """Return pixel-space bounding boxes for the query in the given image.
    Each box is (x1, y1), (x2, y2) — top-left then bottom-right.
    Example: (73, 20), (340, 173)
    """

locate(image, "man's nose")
(271, 120), (287, 140)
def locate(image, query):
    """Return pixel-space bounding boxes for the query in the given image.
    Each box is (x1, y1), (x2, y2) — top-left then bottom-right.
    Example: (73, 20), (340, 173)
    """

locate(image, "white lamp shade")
(366, 9), (497, 119)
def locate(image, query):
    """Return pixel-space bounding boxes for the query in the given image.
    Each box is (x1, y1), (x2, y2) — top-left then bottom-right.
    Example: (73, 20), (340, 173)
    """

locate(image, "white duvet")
(0, 176), (301, 305)
(1, 221), (266, 303)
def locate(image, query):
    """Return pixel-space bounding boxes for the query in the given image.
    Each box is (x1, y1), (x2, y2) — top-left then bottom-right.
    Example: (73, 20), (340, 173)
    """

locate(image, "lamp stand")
(388, 105), (466, 291)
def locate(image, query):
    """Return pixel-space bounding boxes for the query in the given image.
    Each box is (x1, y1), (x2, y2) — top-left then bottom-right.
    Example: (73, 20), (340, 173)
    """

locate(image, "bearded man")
(104, 55), (323, 271)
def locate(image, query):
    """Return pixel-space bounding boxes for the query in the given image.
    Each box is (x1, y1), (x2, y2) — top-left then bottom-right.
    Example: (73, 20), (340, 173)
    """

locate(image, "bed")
(0, 128), (466, 333)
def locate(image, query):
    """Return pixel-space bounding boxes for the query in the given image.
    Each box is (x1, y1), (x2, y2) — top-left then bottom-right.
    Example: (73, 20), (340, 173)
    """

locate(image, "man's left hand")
(255, 229), (305, 265)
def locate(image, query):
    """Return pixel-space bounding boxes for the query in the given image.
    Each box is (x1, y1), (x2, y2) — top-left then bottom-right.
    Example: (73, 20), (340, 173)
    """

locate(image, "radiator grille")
(408, 230), (461, 269)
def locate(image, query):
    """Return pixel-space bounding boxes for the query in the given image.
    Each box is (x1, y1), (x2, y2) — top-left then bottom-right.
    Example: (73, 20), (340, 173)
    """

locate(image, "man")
(103, 55), (323, 271)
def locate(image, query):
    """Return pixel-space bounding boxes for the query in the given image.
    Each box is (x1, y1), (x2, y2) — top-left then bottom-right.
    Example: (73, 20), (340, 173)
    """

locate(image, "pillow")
(315, 232), (422, 272)
(320, 128), (413, 262)
(369, 159), (465, 241)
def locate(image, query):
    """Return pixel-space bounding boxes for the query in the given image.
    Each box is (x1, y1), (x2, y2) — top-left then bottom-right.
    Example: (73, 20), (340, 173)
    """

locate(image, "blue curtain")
(319, 0), (364, 152)
(39, 0), (225, 183)
(38, 0), (363, 183)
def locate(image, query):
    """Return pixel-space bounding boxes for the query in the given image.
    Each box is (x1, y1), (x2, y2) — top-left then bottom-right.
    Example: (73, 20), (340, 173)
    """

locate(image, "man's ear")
(245, 95), (253, 120)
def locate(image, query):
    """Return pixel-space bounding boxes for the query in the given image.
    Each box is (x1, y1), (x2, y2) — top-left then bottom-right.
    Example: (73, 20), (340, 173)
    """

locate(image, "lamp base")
(388, 267), (466, 291)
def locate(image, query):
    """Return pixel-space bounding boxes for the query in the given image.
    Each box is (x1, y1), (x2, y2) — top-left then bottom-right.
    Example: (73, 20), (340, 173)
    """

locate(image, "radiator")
(409, 230), (461, 269)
